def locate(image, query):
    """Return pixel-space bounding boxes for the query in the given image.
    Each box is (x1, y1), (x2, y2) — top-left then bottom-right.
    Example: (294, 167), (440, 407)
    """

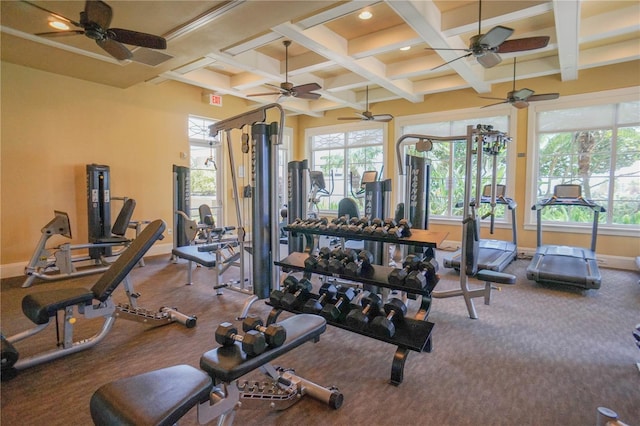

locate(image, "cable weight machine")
(396, 125), (516, 319)
(208, 104), (286, 317)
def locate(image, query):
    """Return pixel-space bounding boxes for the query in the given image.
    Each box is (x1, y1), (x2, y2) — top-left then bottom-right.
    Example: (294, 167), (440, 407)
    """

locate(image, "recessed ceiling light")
(400, 46), (411, 51)
(49, 21), (69, 31)
(358, 10), (372, 20)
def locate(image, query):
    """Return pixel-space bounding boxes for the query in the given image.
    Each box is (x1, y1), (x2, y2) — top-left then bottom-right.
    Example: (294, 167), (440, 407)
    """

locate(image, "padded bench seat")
(90, 364), (212, 426)
(22, 288), (95, 325)
(476, 269), (516, 285)
(200, 314), (326, 383)
(172, 245), (217, 268)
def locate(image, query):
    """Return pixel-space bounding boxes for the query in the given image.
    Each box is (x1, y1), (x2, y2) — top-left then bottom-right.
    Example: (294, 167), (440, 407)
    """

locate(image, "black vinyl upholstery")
(337, 198), (359, 220)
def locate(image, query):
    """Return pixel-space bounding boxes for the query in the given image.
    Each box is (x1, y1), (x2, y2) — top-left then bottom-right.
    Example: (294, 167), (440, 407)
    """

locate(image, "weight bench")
(90, 314), (342, 426)
(1, 220), (195, 381)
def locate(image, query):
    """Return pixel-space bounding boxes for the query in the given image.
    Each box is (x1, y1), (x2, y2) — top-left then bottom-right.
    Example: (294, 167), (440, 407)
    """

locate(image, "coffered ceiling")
(1, 1), (638, 117)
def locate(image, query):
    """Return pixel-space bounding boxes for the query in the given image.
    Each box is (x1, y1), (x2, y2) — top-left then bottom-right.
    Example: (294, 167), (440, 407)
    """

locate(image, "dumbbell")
(311, 217), (328, 230)
(345, 292), (382, 330)
(269, 275), (300, 307)
(374, 218), (397, 236)
(215, 322), (266, 356)
(327, 248), (346, 274)
(288, 218), (305, 229)
(304, 254), (319, 271)
(362, 218), (383, 234)
(387, 254), (423, 286)
(370, 298), (407, 338)
(327, 216), (347, 232)
(321, 286), (357, 321)
(242, 315), (287, 348)
(316, 247), (333, 271)
(347, 217), (369, 234)
(344, 249), (373, 277)
(280, 277), (313, 310)
(405, 257), (440, 290)
(391, 219), (412, 238)
(303, 283), (338, 313)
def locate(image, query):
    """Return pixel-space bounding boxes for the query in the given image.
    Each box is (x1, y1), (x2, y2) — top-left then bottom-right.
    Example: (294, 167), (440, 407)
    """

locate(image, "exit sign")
(207, 94), (222, 107)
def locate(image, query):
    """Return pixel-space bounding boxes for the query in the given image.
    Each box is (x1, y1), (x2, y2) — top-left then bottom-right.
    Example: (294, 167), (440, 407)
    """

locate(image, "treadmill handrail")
(532, 196), (606, 212)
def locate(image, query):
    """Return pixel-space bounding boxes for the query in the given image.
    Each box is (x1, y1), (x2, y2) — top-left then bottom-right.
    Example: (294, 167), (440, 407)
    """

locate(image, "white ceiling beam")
(385, 0), (492, 93)
(552, 0), (580, 81)
(579, 39), (640, 70)
(580, 5), (640, 42)
(413, 74), (470, 95)
(272, 21), (423, 102)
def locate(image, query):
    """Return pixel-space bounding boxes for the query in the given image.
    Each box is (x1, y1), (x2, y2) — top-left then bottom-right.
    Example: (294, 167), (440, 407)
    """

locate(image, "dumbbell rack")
(271, 226), (447, 385)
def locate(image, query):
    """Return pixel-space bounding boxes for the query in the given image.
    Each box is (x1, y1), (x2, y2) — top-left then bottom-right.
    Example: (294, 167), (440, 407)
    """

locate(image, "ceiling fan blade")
(512, 88), (535, 100)
(96, 38), (132, 60)
(425, 47), (472, 52)
(35, 30), (85, 37)
(247, 92), (282, 97)
(497, 36), (550, 53)
(293, 83), (322, 93)
(527, 93), (560, 102)
(481, 100), (508, 108)
(478, 26), (513, 48)
(476, 51), (502, 68)
(371, 114), (394, 122)
(22, 1), (82, 28)
(431, 52), (473, 71)
(108, 28), (167, 49)
(294, 92), (321, 100)
(84, 0), (113, 30)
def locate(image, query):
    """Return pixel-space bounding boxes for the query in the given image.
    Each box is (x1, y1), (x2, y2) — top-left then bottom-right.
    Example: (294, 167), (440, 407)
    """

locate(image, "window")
(306, 122), (385, 215)
(188, 115), (223, 225)
(527, 88), (640, 233)
(396, 107), (516, 224)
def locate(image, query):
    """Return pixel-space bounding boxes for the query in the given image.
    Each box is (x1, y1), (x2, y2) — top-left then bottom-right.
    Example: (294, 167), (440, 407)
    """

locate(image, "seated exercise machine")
(1, 220), (196, 381)
(90, 314), (342, 426)
(22, 198), (138, 288)
(443, 184), (518, 272)
(526, 184), (605, 290)
(396, 126), (517, 319)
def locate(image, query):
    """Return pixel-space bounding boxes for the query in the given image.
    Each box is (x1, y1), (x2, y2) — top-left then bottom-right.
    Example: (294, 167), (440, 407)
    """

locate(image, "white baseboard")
(439, 240), (638, 271)
(0, 242), (174, 280)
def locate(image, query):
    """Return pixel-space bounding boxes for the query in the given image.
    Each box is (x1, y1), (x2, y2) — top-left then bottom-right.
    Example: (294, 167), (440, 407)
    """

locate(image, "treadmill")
(444, 184), (518, 272)
(526, 184), (605, 290)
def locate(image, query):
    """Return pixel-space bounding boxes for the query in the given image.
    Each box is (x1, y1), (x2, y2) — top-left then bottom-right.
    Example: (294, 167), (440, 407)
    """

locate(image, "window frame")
(525, 87), (640, 237)
(188, 115), (224, 225)
(394, 105), (518, 227)
(305, 121), (388, 216)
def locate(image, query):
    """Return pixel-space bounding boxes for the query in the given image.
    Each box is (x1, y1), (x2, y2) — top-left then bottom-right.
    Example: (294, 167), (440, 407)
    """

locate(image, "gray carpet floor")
(1, 251), (639, 425)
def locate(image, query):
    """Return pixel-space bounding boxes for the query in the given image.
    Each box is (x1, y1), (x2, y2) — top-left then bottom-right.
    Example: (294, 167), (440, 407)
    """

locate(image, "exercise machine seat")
(21, 220), (166, 325)
(90, 364), (212, 426)
(200, 314), (326, 383)
(337, 198), (359, 220)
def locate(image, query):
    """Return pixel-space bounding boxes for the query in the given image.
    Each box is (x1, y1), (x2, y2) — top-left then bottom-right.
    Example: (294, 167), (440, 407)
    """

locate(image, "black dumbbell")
(303, 283), (338, 313)
(280, 277), (313, 310)
(242, 315), (287, 348)
(391, 219), (412, 238)
(316, 247), (333, 271)
(304, 254), (319, 270)
(370, 298), (407, 338)
(347, 217), (369, 234)
(405, 257), (440, 290)
(327, 248), (346, 274)
(321, 286), (356, 321)
(270, 275), (300, 307)
(344, 249), (373, 277)
(363, 218), (382, 234)
(215, 322), (266, 356)
(374, 218), (397, 236)
(345, 292), (382, 330)
(387, 254), (423, 286)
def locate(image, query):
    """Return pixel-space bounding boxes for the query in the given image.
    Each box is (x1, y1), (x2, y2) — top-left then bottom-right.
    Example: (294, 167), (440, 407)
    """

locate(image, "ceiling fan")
(427, 0), (550, 70)
(480, 58), (559, 109)
(338, 86), (393, 122)
(248, 40), (321, 101)
(24, 0), (167, 61)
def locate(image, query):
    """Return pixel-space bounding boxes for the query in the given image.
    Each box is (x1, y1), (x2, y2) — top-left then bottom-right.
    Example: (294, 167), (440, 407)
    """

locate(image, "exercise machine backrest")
(111, 199), (136, 237)
(338, 198), (359, 220)
(90, 220), (165, 301)
(199, 204), (215, 227)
